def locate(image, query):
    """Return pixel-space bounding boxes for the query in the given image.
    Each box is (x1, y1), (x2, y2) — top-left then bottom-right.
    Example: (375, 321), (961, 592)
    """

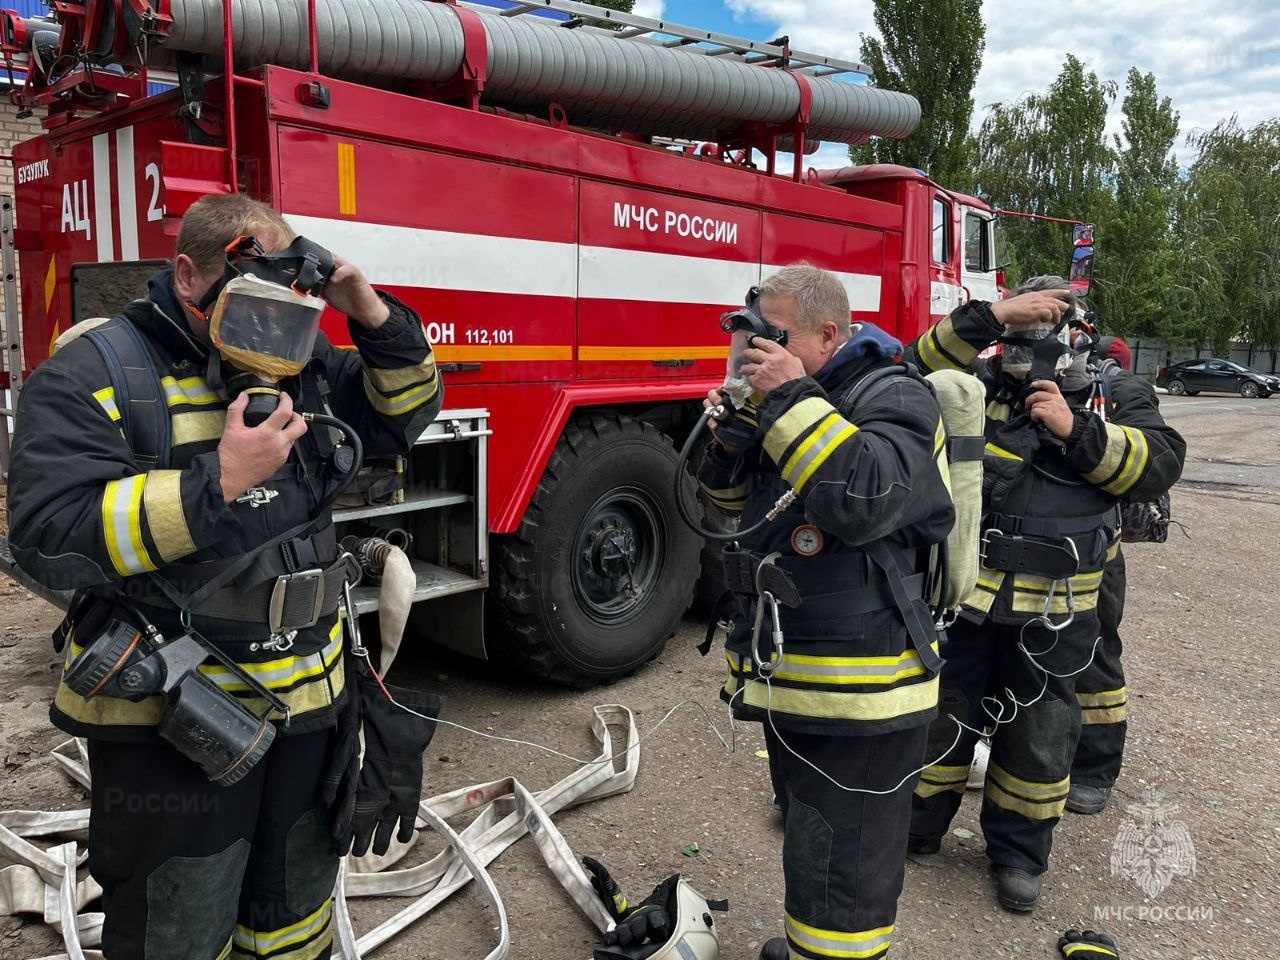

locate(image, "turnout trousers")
(1071, 550), (1129, 789)
(764, 722), (928, 960)
(87, 729), (339, 960)
(909, 612), (1099, 875)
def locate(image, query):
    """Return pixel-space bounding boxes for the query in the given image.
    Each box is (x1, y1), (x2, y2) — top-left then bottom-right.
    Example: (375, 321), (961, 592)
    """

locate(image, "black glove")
(1058, 929), (1120, 959)
(601, 874), (679, 948)
(320, 665), (362, 853)
(583, 856), (630, 920)
(713, 398), (760, 453)
(344, 669), (442, 857)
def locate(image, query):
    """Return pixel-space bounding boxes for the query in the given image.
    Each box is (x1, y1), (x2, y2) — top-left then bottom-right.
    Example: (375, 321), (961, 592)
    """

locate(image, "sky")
(628, 0), (1280, 170)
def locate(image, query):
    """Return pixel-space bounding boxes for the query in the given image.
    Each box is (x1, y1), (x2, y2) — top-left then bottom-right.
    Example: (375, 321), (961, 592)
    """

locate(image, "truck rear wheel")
(490, 413), (703, 687)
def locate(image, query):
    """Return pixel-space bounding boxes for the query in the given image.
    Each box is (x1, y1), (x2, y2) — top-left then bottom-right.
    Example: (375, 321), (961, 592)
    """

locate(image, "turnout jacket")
(7, 271), (442, 739)
(698, 324), (955, 736)
(907, 302), (1185, 624)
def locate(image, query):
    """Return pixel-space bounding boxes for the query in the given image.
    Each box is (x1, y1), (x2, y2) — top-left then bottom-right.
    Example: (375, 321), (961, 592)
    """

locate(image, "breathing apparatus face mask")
(197, 235), (336, 425)
(719, 286), (788, 409)
(998, 319), (1073, 384)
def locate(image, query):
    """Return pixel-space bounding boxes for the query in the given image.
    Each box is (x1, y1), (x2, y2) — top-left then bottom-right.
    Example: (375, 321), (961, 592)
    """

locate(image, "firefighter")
(6, 194), (443, 960)
(698, 265), (955, 960)
(1066, 321), (1134, 815)
(904, 276), (1184, 911)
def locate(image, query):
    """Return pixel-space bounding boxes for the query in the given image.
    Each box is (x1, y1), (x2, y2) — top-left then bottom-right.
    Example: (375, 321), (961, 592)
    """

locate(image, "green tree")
(852, 0), (986, 190)
(1094, 69), (1179, 339)
(587, 0), (635, 29)
(1177, 119), (1280, 358)
(975, 55), (1116, 288)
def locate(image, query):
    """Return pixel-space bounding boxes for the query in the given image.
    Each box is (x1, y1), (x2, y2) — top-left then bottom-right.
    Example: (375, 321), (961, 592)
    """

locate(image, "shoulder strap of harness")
(837, 361), (947, 670)
(82, 317), (173, 470)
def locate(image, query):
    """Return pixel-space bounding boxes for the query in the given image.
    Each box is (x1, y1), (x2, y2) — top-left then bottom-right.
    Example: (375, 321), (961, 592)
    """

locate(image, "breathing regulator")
(674, 286), (796, 542)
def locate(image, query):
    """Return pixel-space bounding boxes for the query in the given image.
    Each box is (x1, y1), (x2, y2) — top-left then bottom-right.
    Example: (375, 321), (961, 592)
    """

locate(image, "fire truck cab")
(0, 0), (1000, 686)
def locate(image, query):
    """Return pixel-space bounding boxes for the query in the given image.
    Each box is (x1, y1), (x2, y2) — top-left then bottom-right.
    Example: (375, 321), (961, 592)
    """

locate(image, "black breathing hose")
(674, 406), (772, 543)
(301, 411), (364, 510)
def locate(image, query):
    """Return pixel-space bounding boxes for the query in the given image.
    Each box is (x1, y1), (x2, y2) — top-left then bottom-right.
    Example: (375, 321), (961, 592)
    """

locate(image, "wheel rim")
(1169, 380), (1185, 395)
(571, 486), (665, 625)
(1242, 382), (1259, 397)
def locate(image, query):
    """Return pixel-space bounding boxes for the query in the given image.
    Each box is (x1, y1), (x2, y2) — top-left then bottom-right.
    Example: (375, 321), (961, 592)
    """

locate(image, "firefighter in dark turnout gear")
(698, 266), (955, 960)
(7, 195), (442, 960)
(904, 277), (1184, 912)
(1066, 327), (1136, 815)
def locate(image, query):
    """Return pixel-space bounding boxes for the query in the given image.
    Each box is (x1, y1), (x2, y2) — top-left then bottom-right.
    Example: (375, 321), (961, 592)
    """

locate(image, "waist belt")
(188, 554), (359, 632)
(980, 531), (1081, 580)
(985, 506), (1121, 539)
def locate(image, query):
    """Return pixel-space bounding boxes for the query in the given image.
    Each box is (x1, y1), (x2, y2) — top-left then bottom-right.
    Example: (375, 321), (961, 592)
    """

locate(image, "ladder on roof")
(481, 0), (871, 78)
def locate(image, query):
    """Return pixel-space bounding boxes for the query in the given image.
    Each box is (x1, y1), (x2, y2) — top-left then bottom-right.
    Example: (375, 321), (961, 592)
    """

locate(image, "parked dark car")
(1156, 359), (1280, 398)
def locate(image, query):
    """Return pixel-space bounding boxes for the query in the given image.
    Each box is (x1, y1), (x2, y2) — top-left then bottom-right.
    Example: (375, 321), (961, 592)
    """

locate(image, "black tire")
(488, 414), (703, 687)
(1166, 379), (1187, 396)
(1240, 380), (1261, 399)
(1186, 390), (1200, 396)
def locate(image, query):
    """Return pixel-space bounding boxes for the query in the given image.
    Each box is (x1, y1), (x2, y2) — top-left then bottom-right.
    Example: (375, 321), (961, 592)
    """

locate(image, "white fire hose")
(0, 705), (639, 960)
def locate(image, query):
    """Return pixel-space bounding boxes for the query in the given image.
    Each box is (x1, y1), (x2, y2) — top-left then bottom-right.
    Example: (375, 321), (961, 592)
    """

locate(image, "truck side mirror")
(1069, 223), (1095, 297)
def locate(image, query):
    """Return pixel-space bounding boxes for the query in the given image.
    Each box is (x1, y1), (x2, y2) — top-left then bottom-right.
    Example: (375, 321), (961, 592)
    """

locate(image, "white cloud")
(723, 0), (1280, 167)
(632, 0), (666, 19)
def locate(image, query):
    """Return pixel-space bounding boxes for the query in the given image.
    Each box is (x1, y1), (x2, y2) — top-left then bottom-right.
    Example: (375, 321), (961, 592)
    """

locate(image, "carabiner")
(753, 591), (784, 677)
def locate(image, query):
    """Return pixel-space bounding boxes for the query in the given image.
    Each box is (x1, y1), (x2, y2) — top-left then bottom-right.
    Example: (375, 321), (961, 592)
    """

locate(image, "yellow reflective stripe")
(1077, 687), (1126, 708)
(101, 475), (157, 575)
(54, 680), (165, 726)
(933, 418), (946, 458)
(363, 371), (439, 415)
(985, 778), (1068, 820)
(1104, 425), (1149, 495)
(366, 357), (439, 392)
(1081, 706), (1127, 725)
(915, 763), (969, 798)
(1013, 569), (1103, 593)
(1082, 421), (1127, 485)
(1011, 585), (1100, 614)
(785, 913), (894, 958)
(702, 480), (751, 510)
(769, 644), (936, 686)
(742, 674), (938, 722)
(141, 469), (196, 562)
(915, 327), (949, 373)
(161, 375), (220, 407)
(1062, 944), (1118, 959)
(171, 410), (227, 446)
(985, 763), (1069, 819)
(789, 420), (858, 493)
(216, 935), (233, 960)
(93, 386), (122, 422)
(932, 315), (975, 365)
(984, 442), (1022, 461)
(234, 898), (333, 955)
(763, 396), (837, 465)
(201, 622), (342, 692)
(987, 764), (1069, 799)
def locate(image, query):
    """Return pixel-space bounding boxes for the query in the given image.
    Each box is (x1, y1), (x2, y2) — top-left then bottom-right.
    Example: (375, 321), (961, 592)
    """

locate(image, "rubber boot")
(1066, 783), (1111, 815)
(760, 937), (789, 960)
(994, 865), (1041, 912)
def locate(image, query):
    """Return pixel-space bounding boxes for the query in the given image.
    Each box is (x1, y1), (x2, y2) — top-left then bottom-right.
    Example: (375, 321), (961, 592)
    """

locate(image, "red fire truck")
(0, 0), (1003, 685)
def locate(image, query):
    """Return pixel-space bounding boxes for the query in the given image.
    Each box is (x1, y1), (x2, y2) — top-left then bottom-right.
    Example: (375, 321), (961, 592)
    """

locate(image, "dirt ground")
(2, 393), (1278, 960)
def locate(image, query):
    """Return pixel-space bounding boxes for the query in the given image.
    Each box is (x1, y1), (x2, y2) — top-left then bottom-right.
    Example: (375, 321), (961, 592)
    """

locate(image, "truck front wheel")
(490, 414), (703, 687)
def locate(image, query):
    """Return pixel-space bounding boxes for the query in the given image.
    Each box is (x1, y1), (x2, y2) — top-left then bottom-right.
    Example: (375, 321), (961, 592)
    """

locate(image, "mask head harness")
(997, 317), (1073, 394)
(199, 235), (336, 426)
